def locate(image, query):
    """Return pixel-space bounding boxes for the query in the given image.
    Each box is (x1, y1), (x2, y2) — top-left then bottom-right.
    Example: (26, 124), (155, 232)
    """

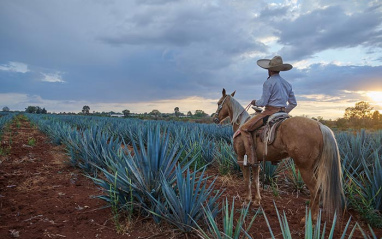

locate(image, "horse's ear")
(231, 90), (236, 97)
(222, 88), (226, 96)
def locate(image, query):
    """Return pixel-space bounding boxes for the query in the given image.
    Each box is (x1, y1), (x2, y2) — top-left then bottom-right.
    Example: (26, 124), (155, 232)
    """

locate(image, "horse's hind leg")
(251, 164), (261, 206)
(299, 167), (320, 223)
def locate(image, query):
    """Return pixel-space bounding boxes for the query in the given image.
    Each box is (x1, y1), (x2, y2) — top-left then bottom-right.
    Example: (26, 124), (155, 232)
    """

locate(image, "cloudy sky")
(1, 0), (381, 119)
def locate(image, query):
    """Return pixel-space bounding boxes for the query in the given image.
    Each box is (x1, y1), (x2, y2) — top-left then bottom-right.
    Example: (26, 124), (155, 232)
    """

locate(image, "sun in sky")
(366, 91), (382, 106)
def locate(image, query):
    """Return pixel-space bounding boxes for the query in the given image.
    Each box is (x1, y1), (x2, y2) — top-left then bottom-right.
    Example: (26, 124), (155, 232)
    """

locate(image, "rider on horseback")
(240, 56), (297, 166)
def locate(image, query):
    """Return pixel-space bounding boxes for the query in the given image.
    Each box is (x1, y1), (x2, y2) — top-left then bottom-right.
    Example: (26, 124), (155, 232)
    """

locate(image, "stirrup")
(237, 161), (261, 167)
(238, 155), (260, 167)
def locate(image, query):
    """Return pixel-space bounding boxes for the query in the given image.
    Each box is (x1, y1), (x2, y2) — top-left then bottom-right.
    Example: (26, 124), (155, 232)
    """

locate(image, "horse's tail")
(315, 123), (344, 214)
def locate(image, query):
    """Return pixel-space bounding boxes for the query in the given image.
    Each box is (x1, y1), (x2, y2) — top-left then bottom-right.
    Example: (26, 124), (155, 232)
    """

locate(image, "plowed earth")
(0, 117), (381, 238)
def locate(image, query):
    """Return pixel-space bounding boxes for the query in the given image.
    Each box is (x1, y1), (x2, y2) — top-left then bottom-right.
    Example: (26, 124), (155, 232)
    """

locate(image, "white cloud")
(299, 94), (342, 102)
(0, 93), (29, 104)
(292, 100), (352, 119)
(0, 61), (29, 73)
(41, 72), (65, 83)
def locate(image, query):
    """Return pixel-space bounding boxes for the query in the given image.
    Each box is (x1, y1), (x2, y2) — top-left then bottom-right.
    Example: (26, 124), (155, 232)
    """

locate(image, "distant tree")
(344, 101), (373, 120)
(82, 105), (90, 114)
(372, 110), (381, 123)
(194, 110), (207, 117)
(150, 109), (161, 118)
(335, 118), (347, 129)
(187, 111), (192, 117)
(25, 106), (37, 113)
(122, 109), (130, 117)
(36, 106), (42, 114)
(344, 101), (374, 128)
(174, 107), (180, 117)
(24, 106), (46, 114)
(2, 106), (10, 112)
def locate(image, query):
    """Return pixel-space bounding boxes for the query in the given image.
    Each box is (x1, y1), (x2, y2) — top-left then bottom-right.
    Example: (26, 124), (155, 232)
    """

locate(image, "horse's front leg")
(238, 155), (252, 205)
(252, 164), (261, 207)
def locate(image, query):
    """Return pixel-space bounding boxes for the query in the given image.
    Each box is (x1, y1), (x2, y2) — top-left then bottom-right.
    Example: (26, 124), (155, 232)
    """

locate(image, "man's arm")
(286, 90), (297, 113)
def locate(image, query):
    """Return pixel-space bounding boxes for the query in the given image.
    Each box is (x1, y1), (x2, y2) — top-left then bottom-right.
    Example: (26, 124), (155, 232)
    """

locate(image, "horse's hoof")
(252, 200), (261, 207)
(242, 198), (252, 206)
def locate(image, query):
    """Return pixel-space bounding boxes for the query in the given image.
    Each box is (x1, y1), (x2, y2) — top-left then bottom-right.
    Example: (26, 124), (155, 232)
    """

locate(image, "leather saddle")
(234, 112), (290, 166)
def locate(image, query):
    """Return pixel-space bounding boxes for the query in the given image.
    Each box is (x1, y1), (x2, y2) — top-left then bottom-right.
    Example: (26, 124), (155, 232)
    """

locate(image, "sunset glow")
(367, 91), (382, 105)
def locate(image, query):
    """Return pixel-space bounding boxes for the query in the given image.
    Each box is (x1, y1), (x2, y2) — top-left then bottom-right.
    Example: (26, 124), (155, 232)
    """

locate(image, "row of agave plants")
(338, 130), (382, 228)
(0, 113), (14, 130)
(0, 113), (15, 155)
(25, 113), (380, 238)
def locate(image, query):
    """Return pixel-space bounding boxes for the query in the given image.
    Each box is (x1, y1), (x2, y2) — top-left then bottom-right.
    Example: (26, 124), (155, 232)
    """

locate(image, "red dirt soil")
(0, 117), (381, 238)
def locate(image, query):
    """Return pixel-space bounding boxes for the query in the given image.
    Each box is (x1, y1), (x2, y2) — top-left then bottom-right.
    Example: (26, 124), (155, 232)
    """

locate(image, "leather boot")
(242, 131), (258, 166)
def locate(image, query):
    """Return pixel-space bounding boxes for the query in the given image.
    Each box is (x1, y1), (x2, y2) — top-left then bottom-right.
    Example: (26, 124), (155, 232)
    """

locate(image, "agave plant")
(194, 197), (259, 239)
(263, 202), (358, 239)
(337, 130), (375, 178)
(357, 224), (379, 239)
(339, 130), (382, 228)
(260, 161), (282, 186)
(343, 153), (382, 228)
(0, 113), (14, 145)
(0, 113), (14, 131)
(281, 158), (305, 193)
(148, 165), (222, 232)
(92, 125), (195, 222)
(215, 140), (240, 175)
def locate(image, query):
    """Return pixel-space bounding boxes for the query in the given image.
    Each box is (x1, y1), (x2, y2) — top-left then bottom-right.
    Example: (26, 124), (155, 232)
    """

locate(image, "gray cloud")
(290, 63), (382, 97)
(0, 0), (381, 114)
(273, 4), (382, 60)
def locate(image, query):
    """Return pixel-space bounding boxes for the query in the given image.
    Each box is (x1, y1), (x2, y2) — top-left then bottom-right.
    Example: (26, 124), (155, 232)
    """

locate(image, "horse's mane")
(228, 95), (251, 126)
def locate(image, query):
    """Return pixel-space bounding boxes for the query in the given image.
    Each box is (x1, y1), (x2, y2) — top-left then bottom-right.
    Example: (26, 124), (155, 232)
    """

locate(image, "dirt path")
(0, 117), (160, 239)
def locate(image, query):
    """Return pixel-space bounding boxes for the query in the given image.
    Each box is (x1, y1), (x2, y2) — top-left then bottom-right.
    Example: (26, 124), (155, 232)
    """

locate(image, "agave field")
(1, 112), (381, 238)
(0, 113), (14, 155)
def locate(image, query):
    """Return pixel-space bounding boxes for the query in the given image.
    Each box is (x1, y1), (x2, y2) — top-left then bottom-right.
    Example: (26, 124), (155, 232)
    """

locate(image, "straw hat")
(257, 56), (293, 71)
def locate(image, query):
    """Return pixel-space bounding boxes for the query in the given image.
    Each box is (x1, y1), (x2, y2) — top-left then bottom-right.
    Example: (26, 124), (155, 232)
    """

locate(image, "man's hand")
(251, 100), (256, 106)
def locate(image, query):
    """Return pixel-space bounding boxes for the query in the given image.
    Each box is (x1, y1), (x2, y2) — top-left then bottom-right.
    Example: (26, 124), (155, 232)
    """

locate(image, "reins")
(232, 102), (251, 125)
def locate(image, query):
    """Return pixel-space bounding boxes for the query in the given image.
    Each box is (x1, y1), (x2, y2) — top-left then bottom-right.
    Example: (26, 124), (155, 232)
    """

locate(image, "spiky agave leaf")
(149, 165), (222, 232)
(193, 197), (259, 239)
(263, 203), (359, 239)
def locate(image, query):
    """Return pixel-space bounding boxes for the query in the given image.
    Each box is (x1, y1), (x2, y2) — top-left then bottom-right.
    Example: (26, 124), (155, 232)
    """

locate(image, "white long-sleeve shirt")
(255, 74), (297, 113)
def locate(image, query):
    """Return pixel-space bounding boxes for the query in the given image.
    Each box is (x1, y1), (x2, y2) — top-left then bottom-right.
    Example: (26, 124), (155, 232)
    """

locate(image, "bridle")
(213, 95), (229, 124)
(214, 95), (253, 125)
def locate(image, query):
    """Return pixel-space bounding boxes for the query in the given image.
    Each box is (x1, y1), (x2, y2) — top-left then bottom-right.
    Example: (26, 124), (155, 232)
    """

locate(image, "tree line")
(2, 101), (381, 129)
(324, 101), (382, 130)
(80, 105), (209, 118)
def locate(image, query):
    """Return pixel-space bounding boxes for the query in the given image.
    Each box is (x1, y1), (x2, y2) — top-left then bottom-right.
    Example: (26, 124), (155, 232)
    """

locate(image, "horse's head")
(213, 88), (236, 124)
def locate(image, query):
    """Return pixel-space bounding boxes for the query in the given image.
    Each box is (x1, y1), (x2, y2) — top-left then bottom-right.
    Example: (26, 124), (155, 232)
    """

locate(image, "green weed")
(28, 137), (36, 146)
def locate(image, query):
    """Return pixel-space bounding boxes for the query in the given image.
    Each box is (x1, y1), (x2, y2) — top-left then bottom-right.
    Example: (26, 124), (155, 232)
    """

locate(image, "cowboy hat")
(257, 56), (293, 71)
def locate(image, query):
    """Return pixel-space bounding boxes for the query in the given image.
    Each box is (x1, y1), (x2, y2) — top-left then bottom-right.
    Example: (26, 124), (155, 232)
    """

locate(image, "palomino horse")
(213, 89), (344, 221)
